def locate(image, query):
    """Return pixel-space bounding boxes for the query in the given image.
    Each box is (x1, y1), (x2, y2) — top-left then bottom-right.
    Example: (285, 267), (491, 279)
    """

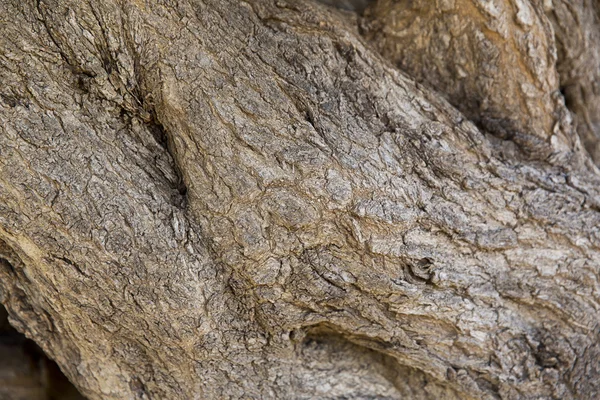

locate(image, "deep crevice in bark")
(36, 0), (189, 205)
(147, 114), (189, 200)
(302, 324), (468, 399)
(0, 303), (84, 400)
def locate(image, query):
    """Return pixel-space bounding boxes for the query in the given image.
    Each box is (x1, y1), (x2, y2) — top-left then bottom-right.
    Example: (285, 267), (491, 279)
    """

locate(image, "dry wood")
(1, 0), (600, 398)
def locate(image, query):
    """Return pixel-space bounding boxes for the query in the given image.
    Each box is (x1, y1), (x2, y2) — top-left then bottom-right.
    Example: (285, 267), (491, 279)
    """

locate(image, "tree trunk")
(1, 0), (600, 399)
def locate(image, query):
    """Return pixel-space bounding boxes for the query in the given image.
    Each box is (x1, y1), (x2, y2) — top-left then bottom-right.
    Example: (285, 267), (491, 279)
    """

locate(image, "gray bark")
(1, 0), (600, 399)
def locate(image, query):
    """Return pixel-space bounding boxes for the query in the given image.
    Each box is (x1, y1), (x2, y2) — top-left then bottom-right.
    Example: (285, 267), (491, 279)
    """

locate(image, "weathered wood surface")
(1, 0), (600, 398)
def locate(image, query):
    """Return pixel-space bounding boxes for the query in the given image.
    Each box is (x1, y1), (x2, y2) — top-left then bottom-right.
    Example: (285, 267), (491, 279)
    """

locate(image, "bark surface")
(1, 0), (600, 399)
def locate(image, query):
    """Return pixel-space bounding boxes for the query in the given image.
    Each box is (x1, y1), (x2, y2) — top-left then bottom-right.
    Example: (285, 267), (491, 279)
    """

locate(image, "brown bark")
(547, 0), (600, 163)
(361, 0), (600, 163)
(1, 0), (600, 399)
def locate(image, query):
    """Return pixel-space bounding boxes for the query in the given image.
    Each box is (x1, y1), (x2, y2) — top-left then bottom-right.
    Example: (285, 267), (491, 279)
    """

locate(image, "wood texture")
(1, 0), (600, 398)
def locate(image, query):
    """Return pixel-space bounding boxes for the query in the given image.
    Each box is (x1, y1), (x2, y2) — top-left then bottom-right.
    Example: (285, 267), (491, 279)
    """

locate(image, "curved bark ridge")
(546, 0), (600, 163)
(1, 0), (600, 399)
(360, 0), (578, 160)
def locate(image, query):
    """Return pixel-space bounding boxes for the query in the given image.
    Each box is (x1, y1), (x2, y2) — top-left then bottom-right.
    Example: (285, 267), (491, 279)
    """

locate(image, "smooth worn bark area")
(1, 0), (600, 399)
(361, 0), (600, 163)
(546, 0), (600, 163)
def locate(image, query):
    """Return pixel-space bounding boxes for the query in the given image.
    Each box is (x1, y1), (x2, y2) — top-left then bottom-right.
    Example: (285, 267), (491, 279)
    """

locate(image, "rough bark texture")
(1, 0), (600, 399)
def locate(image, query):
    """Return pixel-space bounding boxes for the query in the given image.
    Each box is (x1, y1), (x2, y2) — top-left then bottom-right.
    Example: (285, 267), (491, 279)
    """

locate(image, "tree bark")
(1, 0), (600, 399)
